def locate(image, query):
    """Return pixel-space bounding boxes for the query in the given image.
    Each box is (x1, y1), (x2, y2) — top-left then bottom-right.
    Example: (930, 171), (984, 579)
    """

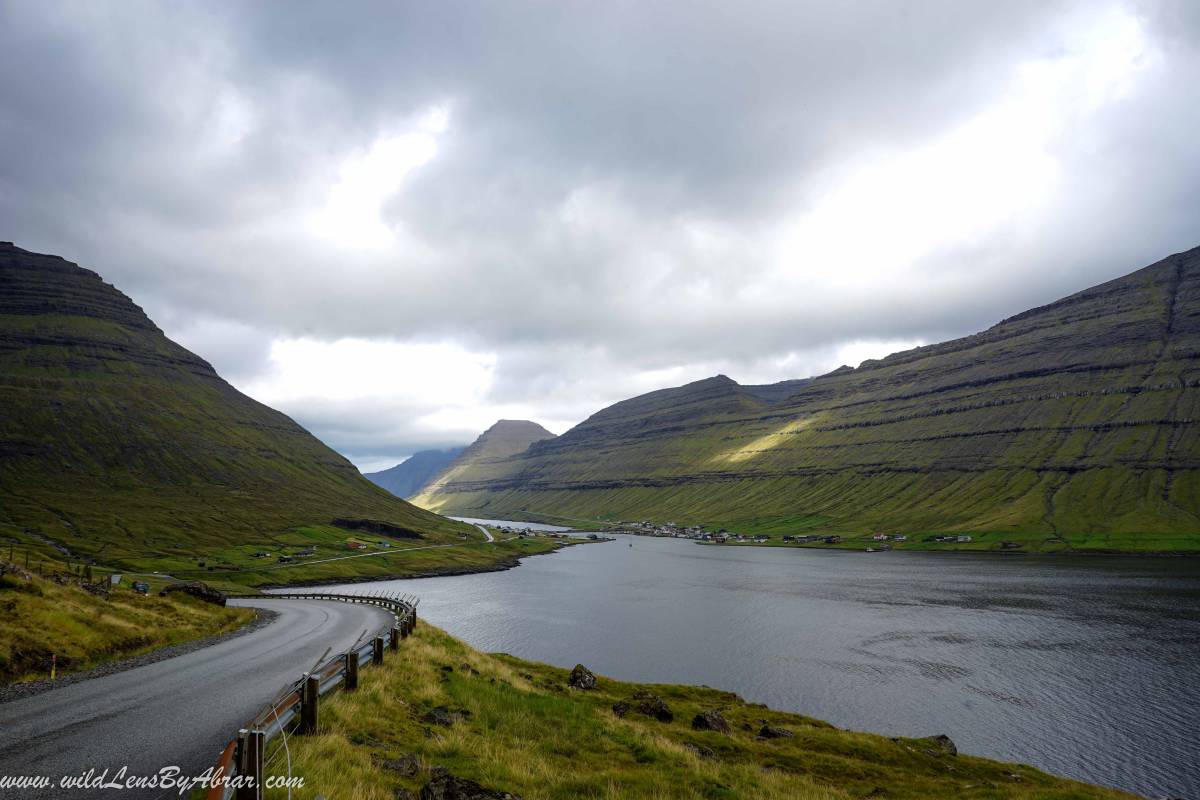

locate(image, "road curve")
(0, 598), (391, 799)
(472, 523), (495, 542)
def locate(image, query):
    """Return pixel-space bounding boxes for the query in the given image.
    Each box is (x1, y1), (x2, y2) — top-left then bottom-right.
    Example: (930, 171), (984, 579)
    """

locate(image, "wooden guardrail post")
(390, 626), (400, 650)
(300, 674), (320, 733)
(235, 728), (263, 800)
(345, 651), (358, 690)
(411, 609), (418, 630)
(372, 636), (384, 665)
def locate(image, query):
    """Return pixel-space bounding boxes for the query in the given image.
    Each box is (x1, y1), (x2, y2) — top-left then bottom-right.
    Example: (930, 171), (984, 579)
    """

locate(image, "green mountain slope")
(410, 420), (556, 509)
(365, 446), (467, 499)
(0, 242), (471, 570)
(416, 245), (1200, 552)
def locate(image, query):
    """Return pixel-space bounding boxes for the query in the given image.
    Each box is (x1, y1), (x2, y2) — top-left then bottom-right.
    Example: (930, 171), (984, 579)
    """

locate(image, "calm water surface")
(322, 534), (1200, 798)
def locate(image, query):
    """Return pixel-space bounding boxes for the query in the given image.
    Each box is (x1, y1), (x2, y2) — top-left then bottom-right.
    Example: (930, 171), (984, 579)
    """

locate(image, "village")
(614, 521), (999, 550)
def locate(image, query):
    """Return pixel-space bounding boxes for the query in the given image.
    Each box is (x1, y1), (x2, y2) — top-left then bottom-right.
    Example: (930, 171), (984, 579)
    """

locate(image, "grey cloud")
(2, 1), (1199, 463)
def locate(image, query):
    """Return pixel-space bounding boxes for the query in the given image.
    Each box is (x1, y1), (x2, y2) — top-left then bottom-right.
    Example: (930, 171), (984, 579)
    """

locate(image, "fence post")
(235, 728), (264, 800)
(391, 626), (400, 650)
(300, 674), (320, 734)
(345, 651), (358, 690)
(412, 609), (418, 630)
(372, 636), (384, 665)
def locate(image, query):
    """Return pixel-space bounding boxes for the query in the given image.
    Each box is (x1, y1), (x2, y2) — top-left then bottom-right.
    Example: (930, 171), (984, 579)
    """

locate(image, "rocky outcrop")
(331, 518), (423, 539)
(158, 581), (225, 606)
(691, 709), (731, 733)
(921, 734), (958, 756)
(613, 691), (674, 722)
(421, 706), (472, 726)
(567, 664), (596, 690)
(420, 767), (522, 800)
(758, 724), (795, 739)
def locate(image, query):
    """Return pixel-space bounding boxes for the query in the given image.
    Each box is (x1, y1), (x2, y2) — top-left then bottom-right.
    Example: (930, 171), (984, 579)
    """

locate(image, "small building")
(823, 535), (842, 544)
(873, 533), (889, 541)
(956, 535), (973, 543)
(893, 535), (907, 542)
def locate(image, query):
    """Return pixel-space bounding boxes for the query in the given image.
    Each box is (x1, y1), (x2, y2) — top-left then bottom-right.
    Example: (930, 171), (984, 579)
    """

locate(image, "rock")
(395, 790), (418, 800)
(377, 752), (420, 777)
(420, 766), (522, 800)
(158, 580), (226, 606)
(758, 724), (795, 739)
(421, 706), (471, 726)
(567, 664), (596, 690)
(920, 734), (957, 756)
(691, 709), (730, 733)
(683, 742), (716, 760)
(629, 691), (674, 722)
(612, 701), (630, 717)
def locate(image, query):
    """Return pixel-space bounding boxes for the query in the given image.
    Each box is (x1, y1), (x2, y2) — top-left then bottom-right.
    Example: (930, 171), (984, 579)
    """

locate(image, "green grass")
(264, 624), (1136, 800)
(0, 563), (254, 684)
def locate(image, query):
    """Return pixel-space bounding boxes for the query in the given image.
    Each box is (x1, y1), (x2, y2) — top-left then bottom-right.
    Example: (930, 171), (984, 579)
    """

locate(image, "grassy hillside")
(268, 623), (1133, 800)
(410, 419), (556, 507)
(365, 446), (466, 498)
(416, 246), (1200, 553)
(0, 242), (481, 578)
(0, 560), (253, 685)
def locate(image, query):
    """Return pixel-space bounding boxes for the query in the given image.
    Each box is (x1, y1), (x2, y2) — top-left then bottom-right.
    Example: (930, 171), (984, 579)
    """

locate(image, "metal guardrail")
(206, 591), (419, 800)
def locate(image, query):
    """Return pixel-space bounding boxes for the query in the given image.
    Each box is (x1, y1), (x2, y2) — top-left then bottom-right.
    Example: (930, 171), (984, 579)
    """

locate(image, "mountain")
(0, 242), (468, 567)
(410, 420), (556, 510)
(364, 446), (466, 498)
(412, 245), (1200, 552)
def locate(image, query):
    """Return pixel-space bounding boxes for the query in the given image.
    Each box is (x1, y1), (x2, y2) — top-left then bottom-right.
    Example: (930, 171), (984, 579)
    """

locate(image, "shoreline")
(257, 538), (583, 590)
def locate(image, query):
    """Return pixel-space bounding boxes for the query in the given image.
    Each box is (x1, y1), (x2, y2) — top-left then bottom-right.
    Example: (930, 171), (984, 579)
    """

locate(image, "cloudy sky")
(3, 1), (1199, 471)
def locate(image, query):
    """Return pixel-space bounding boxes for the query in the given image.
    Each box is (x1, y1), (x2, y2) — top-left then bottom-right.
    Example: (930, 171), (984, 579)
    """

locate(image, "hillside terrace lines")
(421, 461), (1195, 495)
(523, 363), (1197, 458)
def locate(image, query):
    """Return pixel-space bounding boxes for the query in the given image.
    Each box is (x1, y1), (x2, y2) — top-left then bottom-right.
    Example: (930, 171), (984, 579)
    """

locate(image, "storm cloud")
(3, 1), (1198, 469)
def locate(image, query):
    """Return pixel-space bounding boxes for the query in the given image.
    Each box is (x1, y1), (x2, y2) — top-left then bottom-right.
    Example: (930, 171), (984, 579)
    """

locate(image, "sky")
(2, 1), (1199, 472)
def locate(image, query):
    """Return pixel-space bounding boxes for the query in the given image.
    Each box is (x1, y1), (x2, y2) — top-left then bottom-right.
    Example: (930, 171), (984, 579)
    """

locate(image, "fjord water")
(326, 535), (1200, 798)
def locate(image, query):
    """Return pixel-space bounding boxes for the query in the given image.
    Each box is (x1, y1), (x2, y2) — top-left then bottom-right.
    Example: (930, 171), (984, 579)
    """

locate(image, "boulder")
(683, 742), (716, 760)
(377, 753), (420, 777)
(630, 691), (674, 722)
(420, 767), (522, 800)
(158, 581), (226, 606)
(567, 664), (596, 690)
(758, 724), (795, 739)
(611, 701), (630, 718)
(421, 706), (471, 726)
(691, 709), (730, 733)
(921, 734), (957, 756)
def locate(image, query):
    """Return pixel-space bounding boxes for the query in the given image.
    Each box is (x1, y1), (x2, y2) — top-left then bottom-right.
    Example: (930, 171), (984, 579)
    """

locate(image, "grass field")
(264, 624), (1135, 800)
(0, 563), (254, 685)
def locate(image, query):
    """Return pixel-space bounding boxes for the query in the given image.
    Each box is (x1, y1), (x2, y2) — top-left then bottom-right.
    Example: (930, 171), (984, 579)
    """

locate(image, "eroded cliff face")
(419, 246), (1200, 548)
(0, 242), (464, 559)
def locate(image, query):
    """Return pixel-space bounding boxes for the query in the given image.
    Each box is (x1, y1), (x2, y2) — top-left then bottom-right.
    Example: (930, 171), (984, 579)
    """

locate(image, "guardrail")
(206, 591), (419, 800)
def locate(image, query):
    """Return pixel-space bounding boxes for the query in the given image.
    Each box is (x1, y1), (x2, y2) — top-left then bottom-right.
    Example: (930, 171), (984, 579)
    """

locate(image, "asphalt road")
(0, 598), (391, 799)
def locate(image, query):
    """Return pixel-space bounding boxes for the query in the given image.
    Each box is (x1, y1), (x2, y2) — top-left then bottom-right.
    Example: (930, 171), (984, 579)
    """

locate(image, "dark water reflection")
(322, 535), (1200, 798)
